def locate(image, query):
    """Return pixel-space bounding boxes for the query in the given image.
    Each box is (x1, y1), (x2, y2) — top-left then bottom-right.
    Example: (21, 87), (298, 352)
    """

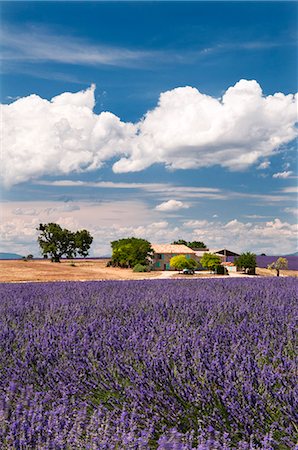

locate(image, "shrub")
(133, 263), (148, 272)
(215, 265), (228, 275)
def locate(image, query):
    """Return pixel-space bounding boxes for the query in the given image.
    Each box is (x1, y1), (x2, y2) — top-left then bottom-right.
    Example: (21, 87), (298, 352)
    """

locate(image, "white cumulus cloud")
(2, 80), (297, 186)
(1, 84), (135, 187)
(272, 171), (293, 179)
(155, 199), (190, 211)
(257, 160), (271, 170)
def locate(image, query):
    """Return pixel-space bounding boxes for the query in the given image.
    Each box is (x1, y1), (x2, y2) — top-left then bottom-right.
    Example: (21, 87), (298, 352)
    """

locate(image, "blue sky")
(1, 1), (297, 256)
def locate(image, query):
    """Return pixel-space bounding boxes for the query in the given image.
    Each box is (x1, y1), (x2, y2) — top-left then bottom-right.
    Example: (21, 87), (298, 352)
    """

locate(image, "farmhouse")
(151, 244), (197, 270)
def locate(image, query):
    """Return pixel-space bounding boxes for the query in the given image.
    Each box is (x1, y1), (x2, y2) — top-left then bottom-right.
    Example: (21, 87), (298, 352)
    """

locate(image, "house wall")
(152, 253), (197, 270)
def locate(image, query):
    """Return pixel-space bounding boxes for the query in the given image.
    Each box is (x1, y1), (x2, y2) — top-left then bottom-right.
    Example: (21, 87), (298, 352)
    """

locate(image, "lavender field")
(0, 279), (297, 449)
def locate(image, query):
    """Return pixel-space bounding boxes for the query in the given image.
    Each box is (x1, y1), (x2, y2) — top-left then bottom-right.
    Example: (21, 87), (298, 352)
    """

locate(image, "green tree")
(200, 252), (222, 271)
(37, 223), (93, 262)
(110, 237), (153, 268)
(172, 240), (207, 249)
(74, 230), (93, 258)
(268, 257), (288, 277)
(188, 241), (207, 249)
(170, 255), (198, 272)
(170, 255), (188, 271)
(172, 239), (188, 246)
(235, 252), (256, 274)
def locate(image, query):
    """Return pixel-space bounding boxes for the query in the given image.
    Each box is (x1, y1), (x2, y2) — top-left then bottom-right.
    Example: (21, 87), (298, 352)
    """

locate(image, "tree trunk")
(276, 269), (280, 277)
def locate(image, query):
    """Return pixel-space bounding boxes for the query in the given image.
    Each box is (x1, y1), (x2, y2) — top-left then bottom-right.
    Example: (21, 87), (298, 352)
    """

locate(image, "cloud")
(257, 160), (270, 170)
(243, 214), (271, 219)
(12, 208), (38, 216)
(2, 85), (135, 186)
(113, 80), (297, 173)
(280, 186), (298, 194)
(273, 171), (294, 179)
(284, 207), (298, 217)
(1, 201), (297, 256)
(184, 220), (208, 227)
(39, 180), (168, 191)
(155, 199), (190, 211)
(1, 26), (153, 67)
(2, 80), (297, 186)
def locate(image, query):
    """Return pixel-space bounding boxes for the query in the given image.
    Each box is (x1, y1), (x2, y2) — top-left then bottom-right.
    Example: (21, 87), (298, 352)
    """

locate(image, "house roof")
(213, 248), (240, 257)
(151, 244), (197, 254)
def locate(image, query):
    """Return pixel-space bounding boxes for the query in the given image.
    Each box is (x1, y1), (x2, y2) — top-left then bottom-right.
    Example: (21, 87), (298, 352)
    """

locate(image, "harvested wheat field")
(255, 267), (298, 277)
(0, 259), (160, 283)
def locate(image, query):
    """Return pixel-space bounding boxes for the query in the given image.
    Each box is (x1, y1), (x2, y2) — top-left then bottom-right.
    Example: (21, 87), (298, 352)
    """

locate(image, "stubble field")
(0, 259), (159, 283)
(0, 259), (297, 283)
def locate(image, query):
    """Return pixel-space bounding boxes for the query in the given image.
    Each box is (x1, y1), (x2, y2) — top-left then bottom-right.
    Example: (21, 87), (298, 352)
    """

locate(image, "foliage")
(74, 230), (93, 258)
(172, 239), (207, 249)
(170, 255), (198, 271)
(268, 257), (288, 276)
(110, 237), (153, 268)
(235, 252), (257, 273)
(186, 257), (198, 269)
(200, 252), (222, 271)
(37, 223), (93, 262)
(0, 279), (297, 448)
(133, 263), (149, 272)
(170, 255), (189, 271)
(215, 265), (228, 275)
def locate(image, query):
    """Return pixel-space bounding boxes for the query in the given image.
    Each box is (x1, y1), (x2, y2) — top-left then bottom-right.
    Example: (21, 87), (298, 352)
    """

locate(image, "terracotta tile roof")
(151, 244), (197, 254)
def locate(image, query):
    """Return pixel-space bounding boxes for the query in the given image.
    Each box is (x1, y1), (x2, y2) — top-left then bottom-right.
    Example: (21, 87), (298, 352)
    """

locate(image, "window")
(156, 262), (161, 267)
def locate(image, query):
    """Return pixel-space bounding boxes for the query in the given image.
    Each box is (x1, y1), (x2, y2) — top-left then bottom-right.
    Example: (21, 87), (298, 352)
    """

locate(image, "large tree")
(110, 237), (153, 268)
(268, 257), (288, 277)
(200, 253), (222, 271)
(37, 223), (93, 262)
(235, 252), (256, 274)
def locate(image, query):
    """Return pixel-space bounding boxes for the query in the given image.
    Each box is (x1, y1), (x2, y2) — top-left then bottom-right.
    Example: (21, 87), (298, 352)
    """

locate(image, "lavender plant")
(0, 278), (297, 449)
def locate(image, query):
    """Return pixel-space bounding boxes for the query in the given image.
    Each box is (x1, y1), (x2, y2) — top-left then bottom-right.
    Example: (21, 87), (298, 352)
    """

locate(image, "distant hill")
(0, 252), (23, 260)
(287, 251), (298, 256)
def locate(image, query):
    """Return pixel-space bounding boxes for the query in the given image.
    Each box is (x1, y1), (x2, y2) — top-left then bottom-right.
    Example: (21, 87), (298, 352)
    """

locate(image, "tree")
(37, 223), (93, 262)
(110, 237), (153, 268)
(74, 230), (93, 258)
(268, 257), (288, 277)
(188, 241), (207, 249)
(172, 240), (207, 249)
(235, 252), (256, 274)
(170, 255), (197, 272)
(172, 239), (188, 246)
(200, 252), (222, 271)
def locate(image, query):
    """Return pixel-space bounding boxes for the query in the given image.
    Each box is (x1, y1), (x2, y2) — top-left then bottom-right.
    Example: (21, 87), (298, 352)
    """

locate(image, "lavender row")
(0, 278), (297, 449)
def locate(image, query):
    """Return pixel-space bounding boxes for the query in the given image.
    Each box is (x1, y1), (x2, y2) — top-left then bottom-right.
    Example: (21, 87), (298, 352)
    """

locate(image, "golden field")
(0, 259), (159, 283)
(0, 260), (297, 283)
